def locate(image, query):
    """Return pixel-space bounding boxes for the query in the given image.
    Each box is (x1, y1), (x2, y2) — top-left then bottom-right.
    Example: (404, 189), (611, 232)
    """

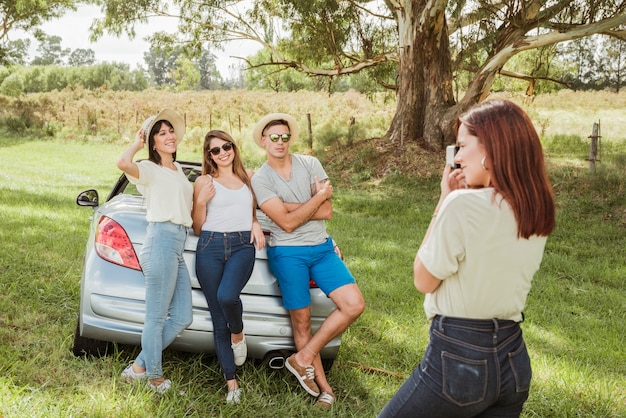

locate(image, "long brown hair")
(201, 130), (252, 191)
(456, 99), (555, 238)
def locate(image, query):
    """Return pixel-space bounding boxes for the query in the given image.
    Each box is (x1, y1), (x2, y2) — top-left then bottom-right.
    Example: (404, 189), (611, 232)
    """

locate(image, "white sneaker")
(226, 388), (242, 404)
(231, 335), (247, 366)
(121, 363), (146, 380)
(148, 378), (171, 394)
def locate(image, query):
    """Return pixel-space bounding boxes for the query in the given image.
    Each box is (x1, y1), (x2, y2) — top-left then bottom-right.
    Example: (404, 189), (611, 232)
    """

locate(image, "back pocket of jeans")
(441, 351), (488, 406)
(508, 340), (532, 392)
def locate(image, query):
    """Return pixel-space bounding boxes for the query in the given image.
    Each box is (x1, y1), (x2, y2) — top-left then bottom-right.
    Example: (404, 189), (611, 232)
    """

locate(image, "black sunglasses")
(267, 133), (291, 142)
(209, 142), (234, 156)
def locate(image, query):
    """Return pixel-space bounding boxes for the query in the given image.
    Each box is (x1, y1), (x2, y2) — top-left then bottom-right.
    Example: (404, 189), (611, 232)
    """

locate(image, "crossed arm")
(259, 177), (333, 233)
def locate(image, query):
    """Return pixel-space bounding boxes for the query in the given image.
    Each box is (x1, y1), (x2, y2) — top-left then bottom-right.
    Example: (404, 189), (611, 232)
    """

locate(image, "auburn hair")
(456, 99), (555, 238)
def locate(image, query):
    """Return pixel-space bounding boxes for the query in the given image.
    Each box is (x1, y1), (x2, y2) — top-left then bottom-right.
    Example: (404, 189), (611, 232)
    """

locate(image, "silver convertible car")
(73, 161), (340, 370)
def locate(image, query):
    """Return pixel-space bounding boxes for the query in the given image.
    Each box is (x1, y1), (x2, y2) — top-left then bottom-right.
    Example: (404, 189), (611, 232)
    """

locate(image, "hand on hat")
(132, 128), (146, 150)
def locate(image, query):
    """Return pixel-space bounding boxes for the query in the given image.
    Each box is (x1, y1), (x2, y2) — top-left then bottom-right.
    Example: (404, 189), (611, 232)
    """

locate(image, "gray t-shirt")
(251, 154), (329, 246)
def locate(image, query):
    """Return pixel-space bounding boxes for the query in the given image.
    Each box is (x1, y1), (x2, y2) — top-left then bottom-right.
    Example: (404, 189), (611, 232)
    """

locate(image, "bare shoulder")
(194, 174), (211, 188)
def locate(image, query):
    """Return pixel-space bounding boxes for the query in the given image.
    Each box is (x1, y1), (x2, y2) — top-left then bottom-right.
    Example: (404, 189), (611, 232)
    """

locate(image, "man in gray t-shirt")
(251, 113), (365, 409)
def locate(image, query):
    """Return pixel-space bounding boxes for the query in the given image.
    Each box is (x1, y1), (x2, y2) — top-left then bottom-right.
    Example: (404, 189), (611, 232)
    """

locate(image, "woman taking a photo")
(379, 99), (556, 417)
(192, 130), (265, 404)
(116, 109), (193, 393)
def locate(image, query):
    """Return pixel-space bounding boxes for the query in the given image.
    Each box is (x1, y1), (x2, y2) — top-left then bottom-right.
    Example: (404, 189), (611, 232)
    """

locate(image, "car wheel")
(72, 318), (112, 357)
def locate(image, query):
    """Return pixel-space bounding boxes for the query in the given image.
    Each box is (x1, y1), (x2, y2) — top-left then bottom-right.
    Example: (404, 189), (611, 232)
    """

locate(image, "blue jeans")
(378, 316), (531, 418)
(135, 222), (193, 379)
(196, 231), (255, 381)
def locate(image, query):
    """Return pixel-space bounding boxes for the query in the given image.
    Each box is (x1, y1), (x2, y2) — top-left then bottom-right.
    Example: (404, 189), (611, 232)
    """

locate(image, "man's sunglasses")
(267, 133), (292, 142)
(209, 142), (234, 156)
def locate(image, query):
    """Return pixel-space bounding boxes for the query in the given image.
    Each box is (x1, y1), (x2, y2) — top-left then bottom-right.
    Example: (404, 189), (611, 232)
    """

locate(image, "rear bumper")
(78, 251), (341, 360)
(79, 293), (341, 359)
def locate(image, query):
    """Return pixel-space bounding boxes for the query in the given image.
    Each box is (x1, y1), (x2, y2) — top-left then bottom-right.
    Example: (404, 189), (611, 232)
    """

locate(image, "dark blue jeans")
(378, 316), (531, 418)
(195, 231), (255, 381)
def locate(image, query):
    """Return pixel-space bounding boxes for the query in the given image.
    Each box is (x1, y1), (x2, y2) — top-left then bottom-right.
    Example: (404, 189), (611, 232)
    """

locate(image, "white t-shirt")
(251, 154), (328, 246)
(201, 178), (253, 232)
(418, 188), (547, 322)
(127, 160), (193, 227)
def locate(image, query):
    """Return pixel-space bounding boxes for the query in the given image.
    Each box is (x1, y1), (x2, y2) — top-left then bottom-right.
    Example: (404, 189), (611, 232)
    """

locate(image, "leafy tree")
(143, 44), (181, 86)
(68, 48), (97, 66)
(31, 34), (69, 66)
(126, 68), (149, 91)
(5, 39), (31, 65)
(44, 65), (68, 90)
(80, 62), (146, 90)
(22, 65), (46, 92)
(171, 56), (201, 91)
(246, 48), (334, 92)
(598, 35), (626, 92)
(91, 0), (626, 146)
(0, 0), (78, 64)
(0, 71), (24, 96)
(0, 65), (10, 84)
(197, 50), (223, 90)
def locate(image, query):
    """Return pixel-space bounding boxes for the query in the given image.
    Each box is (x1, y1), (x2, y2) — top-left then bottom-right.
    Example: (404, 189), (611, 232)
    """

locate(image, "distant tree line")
(1, 31), (625, 97)
(0, 33), (239, 95)
(0, 32), (394, 95)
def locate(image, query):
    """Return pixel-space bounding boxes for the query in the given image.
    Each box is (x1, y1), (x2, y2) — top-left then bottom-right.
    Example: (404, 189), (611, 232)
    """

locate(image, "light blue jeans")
(134, 221), (193, 379)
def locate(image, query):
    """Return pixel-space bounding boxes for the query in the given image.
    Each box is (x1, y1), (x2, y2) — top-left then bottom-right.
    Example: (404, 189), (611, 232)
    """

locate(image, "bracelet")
(432, 209), (438, 218)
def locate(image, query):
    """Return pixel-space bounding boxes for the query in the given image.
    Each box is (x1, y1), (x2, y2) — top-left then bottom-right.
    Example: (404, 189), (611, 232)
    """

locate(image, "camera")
(446, 145), (460, 169)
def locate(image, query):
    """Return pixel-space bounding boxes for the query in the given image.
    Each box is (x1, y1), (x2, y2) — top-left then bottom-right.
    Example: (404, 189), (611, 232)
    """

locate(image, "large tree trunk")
(387, 1), (456, 149)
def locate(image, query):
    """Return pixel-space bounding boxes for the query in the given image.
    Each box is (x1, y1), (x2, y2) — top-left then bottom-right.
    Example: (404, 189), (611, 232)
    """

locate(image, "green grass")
(0, 133), (624, 417)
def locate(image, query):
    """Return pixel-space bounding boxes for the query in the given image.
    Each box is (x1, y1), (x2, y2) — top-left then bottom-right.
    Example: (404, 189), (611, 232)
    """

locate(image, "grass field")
(0, 91), (625, 417)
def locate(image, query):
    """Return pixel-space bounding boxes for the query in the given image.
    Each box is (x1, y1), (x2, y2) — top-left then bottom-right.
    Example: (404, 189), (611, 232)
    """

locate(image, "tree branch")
(499, 69), (572, 89)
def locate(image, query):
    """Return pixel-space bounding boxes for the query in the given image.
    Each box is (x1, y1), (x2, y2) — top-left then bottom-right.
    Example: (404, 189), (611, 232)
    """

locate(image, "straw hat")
(141, 109), (186, 145)
(251, 113), (299, 148)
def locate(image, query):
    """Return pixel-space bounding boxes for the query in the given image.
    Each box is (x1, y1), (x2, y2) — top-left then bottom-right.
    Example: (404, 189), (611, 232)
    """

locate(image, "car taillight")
(94, 216), (142, 271)
(309, 279), (319, 289)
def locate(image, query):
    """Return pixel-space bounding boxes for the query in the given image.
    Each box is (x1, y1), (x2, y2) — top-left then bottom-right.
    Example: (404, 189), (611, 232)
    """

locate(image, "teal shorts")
(267, 237), (355, 310)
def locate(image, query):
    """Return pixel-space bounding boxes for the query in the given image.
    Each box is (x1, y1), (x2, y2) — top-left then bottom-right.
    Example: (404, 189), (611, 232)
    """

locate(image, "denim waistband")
(200, 230), (251, 238)
(433, 315), (520, 332)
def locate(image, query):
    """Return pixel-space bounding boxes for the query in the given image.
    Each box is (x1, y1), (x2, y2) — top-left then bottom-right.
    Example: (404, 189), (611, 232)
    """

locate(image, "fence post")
(588, 121), (601, 172)
(307, 113), (313, 150)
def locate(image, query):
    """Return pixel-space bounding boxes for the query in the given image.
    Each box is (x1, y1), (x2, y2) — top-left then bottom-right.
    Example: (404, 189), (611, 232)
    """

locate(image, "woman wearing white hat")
(116, 109), (193, 394)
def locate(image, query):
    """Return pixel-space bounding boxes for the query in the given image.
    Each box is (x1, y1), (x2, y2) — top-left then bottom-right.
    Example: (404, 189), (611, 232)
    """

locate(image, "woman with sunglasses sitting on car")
(192, 130), (266, 404)
(116, 109), (193, 394)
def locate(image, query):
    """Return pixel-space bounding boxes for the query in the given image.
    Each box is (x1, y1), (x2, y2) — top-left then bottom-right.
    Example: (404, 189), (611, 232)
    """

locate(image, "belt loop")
(492, 319), (499, 345)
(438, 316), (445, 332)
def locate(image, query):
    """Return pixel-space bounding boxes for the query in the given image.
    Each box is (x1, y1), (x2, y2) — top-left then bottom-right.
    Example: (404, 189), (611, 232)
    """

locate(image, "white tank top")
(201, 179), (253, 232)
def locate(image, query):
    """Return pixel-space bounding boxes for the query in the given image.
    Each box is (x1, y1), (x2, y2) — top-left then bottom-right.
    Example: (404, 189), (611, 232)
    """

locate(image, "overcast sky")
(23, 4), (259, 75)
